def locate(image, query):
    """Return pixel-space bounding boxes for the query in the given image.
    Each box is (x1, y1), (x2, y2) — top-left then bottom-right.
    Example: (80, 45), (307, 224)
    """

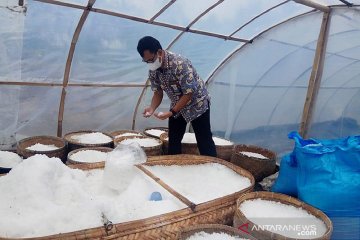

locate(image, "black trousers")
(168, 108), (217, 157)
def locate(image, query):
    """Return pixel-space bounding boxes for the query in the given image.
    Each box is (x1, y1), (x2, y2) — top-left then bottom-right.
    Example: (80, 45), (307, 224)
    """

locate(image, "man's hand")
(143, 106), (155, 118)
(154, 111), (172, 120)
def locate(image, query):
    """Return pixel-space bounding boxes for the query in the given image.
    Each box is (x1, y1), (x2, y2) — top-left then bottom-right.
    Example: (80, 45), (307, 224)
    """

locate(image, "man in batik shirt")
(137, 36), (217, 157)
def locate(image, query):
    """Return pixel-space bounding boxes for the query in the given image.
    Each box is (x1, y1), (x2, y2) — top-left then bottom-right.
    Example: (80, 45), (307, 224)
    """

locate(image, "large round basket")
(230, 144), (276, 181)
(143, 127), (168, 139)
(2, 155), (253, 239)
(114, 135), (163, 157)
(67, 147), (113, 165)
(17, 136), (67, 163)
(177, 224), (258, 240)
(233, 191), (333, 240)
(160, 133), (234, 161)
(64, 130), (114, 152)
(110, 130), (144, 139)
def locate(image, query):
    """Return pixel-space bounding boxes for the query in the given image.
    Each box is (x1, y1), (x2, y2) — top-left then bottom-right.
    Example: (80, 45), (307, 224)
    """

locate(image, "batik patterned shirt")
(149, 50), (210, 122)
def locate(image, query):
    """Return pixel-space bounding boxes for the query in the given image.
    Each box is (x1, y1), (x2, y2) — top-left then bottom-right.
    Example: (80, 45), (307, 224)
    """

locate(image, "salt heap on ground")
(26, 143), (59, 151)
(0, 150), (185, 238)
(186, 232), (248, 240)
(71, 132), (112, 144)
(0, 151), (22, 168)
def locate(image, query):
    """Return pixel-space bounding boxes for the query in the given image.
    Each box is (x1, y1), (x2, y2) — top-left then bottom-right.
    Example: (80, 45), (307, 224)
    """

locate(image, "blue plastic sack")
(271, 153), (298, 197)
(289, 131), (360, 239)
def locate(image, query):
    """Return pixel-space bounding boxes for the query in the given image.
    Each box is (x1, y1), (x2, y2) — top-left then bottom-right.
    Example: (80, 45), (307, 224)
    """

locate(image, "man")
(137, 36), (217, 157)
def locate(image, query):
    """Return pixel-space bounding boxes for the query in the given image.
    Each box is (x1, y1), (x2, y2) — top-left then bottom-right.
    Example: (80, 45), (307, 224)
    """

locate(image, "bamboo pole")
(300, 11), (331, 138)
(293, 0), (330, 12)
(135, 164), (197, 212)
(57, 0), (96, 137)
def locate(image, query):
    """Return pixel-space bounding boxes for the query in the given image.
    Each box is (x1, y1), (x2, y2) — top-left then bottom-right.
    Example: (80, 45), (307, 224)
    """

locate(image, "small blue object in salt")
(150, 191), (162, 201)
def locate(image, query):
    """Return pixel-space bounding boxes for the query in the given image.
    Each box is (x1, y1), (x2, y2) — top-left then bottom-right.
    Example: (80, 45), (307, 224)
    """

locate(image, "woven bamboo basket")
(233, 191), (333, 240)
(16, 136), (67, 163)
(110, 129), (144, 139)
(64, 130), (114, 152)
(160, 133), (234, 161)
(177, 223), (259, 239)
(230, 144), (277, 182)
(1, 155), (254, 240)
(143, 127), (168, 139)
(67, 147), (113, 165)
(114, 135), (163, 157)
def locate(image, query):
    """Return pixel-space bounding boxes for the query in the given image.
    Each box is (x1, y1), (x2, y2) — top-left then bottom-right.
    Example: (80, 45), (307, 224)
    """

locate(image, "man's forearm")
(172, 93), (193, 113)
(151, 90), (163, 110)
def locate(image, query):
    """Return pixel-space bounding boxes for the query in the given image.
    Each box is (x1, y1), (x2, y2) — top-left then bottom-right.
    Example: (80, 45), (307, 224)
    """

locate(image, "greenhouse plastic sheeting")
(310, 8), (360, 139)
(62, 87), (143, 134)
(207, 12), (322, 154)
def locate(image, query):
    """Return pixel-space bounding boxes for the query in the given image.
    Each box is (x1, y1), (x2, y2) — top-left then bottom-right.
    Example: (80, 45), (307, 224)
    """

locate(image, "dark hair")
(137, 36), (162, 57)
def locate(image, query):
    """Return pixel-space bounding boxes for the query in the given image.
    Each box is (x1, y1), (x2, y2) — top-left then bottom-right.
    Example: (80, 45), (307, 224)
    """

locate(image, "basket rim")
(110, 130), (144, 137)
(10, 155), (254, 240)
(17, 135), (66, 154)
(67, 147), (113, 164)
(114, 135), (163, 149)
(160, 132), (234, 147)
(233, 144), (276, 161)
(235, 191), (333, 240)
(64, 130), (114, 145)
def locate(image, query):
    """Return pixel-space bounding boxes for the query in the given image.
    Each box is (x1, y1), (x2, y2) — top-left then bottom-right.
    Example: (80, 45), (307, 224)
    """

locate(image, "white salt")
(145, 129), (166, 138)
(119, 137), (160, 147)
(115, 132), (142, 139)
(144, 111), (151, 117)
(158, 111), (164, 116)
(240, 199), (327, 239)
(165, 133), (233, 146)
(70, 150), (108, 163)
(213, 137), (233, 146)
(0, 153), (185, 238)
(186, 232), (248, 240)
(145, 163), (252, 204)
(0, 151), (22, 168)
(26, 143), (59, 151)
(240, 151), (268, 159)
(71, 132), (112, 144)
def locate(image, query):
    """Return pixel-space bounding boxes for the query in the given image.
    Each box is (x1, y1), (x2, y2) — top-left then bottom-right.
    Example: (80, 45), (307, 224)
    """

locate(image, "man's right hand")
(143, 106), (154, 118)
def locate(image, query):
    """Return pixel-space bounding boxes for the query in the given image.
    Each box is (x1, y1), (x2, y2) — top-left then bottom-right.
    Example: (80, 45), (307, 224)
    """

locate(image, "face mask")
(147, 55), (162, 71)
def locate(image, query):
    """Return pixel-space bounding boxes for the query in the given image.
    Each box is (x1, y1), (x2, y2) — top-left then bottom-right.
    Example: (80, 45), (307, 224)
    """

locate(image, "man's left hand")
(154, 111), (173, 120)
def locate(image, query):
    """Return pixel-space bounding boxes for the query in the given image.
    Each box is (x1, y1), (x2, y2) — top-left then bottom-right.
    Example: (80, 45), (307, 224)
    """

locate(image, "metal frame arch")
(205, 10), (317, 87)
(57, 0), (96, 137)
